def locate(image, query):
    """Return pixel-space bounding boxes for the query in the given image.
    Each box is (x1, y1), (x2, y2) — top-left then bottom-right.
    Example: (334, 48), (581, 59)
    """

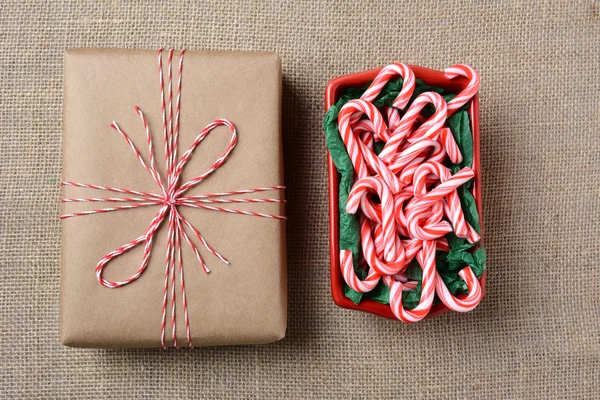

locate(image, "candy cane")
(406, 167), (475, 211)
(405, 166), (474, 241)
(340, 250), (380, 292)
(372, 223), (406, 269)
(354, 119), (376, 150)
(393, 186), (415, 237)
(384, 106), (402, 134)
(338, 100), (402, 192)
(397, 155), (427, 186)
(392, 276), (419, 291)
(401, 238), (450, 265)
(355, 114), (389, 143)
(445, 64), (480, 116)
(386, 240), (437, 322)
(388, 139), (443, 174)
(361, 62), (416, 110)
(395, 138), (448, 186)
(347, 176), (397, 261)
(337, 103), (370, 179)
(406, 93), (448, 143)
(359, 217), (406, 276)
(413, 161), (475, 239)
(406, 199), (453, 241)
(439, 127), (462, 164)
(435, 265), (482, 312)
(466, 224), (481, 244)
(379, 92), (447, 162)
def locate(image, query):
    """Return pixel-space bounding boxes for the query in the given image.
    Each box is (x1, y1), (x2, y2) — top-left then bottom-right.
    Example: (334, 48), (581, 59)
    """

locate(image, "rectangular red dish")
(325, 65), (485, 320)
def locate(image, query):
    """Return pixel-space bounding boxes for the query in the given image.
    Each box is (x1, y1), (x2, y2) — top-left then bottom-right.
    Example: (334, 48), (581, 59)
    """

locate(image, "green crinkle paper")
(324, 77), (485, 308)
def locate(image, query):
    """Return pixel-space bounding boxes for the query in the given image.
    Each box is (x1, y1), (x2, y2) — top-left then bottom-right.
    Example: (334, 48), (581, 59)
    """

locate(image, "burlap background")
(1, 0), (599, 398)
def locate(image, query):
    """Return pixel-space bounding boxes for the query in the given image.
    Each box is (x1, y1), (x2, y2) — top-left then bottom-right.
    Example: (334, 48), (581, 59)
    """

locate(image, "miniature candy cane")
(406, 167), (475, 211)
(353, 198), (407, 273)
(355, 111), (389, 143)
(372, 223), (406, 272)
(336, 105), (369, 179)
(361, 62), (416, 110)
(401, 239), (423, 265)
(435, 265), (482, 312)
(392, 130), (446, 185)
(466, 224), (481, 244)
(436, 237), (450, 252)
(347, 176), (397, 261)
(445, 64), (480, 116)
(406, 200), (453, 241)
(406, 93), (448, 143)
(359, 217), (405, 276)
(401, 238), (450, 265)
(406, 166), (475, 242)
(340, 250), (380, 293)
(359, 194), (381, 226)
(379, 92), (447, 162)
(338, 100), (402, 193)
(388, 139), (443, 174)
(398, 155), (427, 186)
(412, 161), (450, 197)
(413, 161), (476, 240)
(439, 127), (462, 164)
(354, 119), (377, 150)
(396, 142), (446, 186)
(386, 240), (437, 322)
(393, 185), (415, 237)
(384, 106), (402, 134)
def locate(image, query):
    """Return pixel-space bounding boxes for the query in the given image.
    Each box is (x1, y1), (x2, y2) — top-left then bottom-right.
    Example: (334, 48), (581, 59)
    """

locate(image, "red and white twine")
(336, 63), (483, 321)
(61, 49), (286, 348)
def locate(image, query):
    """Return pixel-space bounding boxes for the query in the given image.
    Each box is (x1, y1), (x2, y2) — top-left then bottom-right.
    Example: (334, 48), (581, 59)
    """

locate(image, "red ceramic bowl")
(325, 65), (485, 320)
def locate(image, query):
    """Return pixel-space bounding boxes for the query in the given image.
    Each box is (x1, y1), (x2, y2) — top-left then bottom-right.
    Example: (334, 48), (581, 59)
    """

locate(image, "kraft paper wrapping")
(60, 49), (286, 348)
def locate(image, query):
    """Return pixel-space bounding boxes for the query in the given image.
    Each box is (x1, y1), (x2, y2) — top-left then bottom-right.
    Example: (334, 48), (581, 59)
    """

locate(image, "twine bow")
(60, 49), (286, 348)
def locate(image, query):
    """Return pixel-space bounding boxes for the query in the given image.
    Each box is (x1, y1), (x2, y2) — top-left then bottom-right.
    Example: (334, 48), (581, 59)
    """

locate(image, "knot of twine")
(61, 49), (286, 348)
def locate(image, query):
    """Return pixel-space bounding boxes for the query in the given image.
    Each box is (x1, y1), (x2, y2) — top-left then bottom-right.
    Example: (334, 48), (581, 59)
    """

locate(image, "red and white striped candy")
(338, 100), (402, 193)
(347, 176), (397, 262)
(372, 222), (406, 267)
(388, 139), (443, 174)
(340, 250), (380, 293)
(379, 92), (447, 162)
(412, 161), (475, 239)
(439, 127), (462, 164)
(406, 167), (475, 211)
(392, 185), (415, 237)
(386, 240), (437, 322)
(384, 106), (402, 134)
(445, 64), (480, 117)
(361, 62), (416, 110)
(435, 265), (482, 312)
(359, 216), (405, 276)
(406, 199), (453, 241)
(353, 119), (377, 150)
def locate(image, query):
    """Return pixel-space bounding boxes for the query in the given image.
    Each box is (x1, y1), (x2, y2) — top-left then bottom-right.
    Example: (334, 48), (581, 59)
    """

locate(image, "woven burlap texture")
(1, 0), (599, 398)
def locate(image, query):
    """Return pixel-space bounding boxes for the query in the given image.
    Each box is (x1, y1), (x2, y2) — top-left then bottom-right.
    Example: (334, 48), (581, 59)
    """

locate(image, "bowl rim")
(325, 64), (486, 320)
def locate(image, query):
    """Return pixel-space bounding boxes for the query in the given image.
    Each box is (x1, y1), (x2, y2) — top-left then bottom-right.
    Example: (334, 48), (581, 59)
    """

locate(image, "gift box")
(324, 65), (486, 320)
(60, 49), (287, 348)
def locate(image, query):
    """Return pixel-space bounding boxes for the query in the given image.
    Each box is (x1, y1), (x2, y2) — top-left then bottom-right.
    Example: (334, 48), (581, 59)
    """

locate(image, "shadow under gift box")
(325, 65), (486, 320)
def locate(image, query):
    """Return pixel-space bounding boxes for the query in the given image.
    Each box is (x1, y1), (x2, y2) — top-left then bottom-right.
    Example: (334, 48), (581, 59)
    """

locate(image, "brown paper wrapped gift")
(60, 49), (286, 348)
